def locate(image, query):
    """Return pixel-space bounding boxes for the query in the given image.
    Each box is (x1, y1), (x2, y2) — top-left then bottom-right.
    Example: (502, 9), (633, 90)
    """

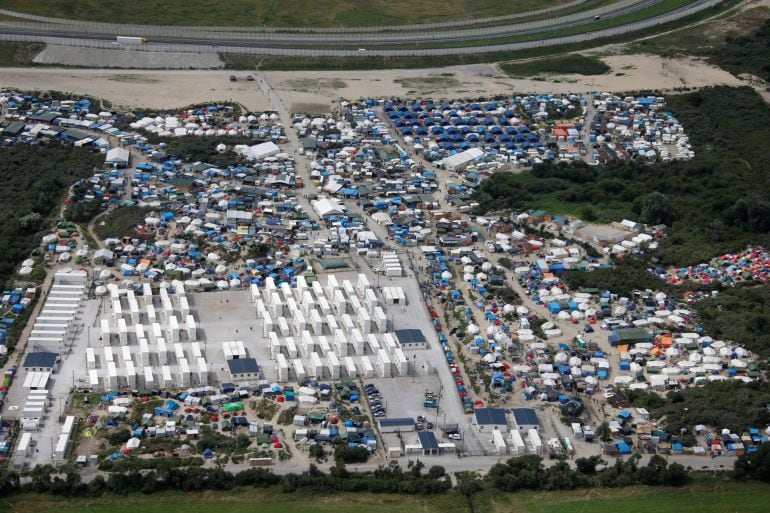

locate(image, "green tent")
(223, 402), (244, 412)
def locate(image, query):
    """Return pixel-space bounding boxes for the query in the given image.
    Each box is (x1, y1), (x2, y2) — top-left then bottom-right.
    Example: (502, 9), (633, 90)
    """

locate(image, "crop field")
(0, 0), (568, 27)
(5, 482), (770, 513)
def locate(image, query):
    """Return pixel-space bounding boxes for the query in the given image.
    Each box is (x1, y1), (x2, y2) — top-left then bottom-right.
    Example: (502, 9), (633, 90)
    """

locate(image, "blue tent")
(616, 442), (632, 455)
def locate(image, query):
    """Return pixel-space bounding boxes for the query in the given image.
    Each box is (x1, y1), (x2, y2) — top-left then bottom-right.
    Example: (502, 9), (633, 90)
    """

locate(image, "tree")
(734, 443), (770, 482)
(106, 428), (132, 446)
(575, 455), (604, 475)
(18, 212), (44, 232)
(663, 462), (688, 486)
(596, 421), (612, 442)
(309, 444), (325, 461)
(427, 465), (446, 479)
(456, 471), (484, 497)
(579, 205), (598, 222)
(333, 445), (368, 464)
(408, 459), (425, 478)
(0, 467), (20, 497)
(638, 191), (674, 226)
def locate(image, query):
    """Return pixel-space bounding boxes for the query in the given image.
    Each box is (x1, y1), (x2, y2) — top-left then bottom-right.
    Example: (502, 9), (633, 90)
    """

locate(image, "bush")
(0, 142), (101, 288)
(649, 381), (770, 436)
(734, 443), (770, 482)
(333, 445), (369, 464)
(105, 429), (131, 446)
(501, 54), (611, 77)
(695, 286), (770, 357)
(309, 444), (325, 461)
(703, 19), (770, 81)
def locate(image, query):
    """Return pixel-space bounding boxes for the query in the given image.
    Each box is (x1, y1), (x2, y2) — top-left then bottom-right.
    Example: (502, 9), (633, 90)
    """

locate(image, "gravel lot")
(33, 45), (224, 69)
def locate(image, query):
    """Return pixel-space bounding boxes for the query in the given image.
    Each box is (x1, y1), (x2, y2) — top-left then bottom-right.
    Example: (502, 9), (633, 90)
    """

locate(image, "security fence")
(0, 0), (722, 58)
(0, 0), (655, 44)
(0, 1), (590, 33)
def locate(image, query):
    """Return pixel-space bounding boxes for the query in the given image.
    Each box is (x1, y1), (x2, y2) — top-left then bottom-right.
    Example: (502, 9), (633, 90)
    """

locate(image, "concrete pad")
(33, 45), (224, 69)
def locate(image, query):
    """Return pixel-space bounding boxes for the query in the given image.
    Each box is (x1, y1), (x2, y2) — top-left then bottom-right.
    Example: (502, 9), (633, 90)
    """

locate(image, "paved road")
(0, 0), (721, 56)
(582, 94), (596, 164)
(0, 1), (590, 33)
(0, 0), (662, 46)
(253, 71), (331, 240)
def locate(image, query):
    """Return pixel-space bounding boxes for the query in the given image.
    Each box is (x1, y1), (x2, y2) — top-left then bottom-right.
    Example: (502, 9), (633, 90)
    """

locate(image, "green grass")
(0, 41), (43, 66)
(5, 482), (770, 513)
(222, 0), (732, 70)
(478, 482), (770, 513)
(628, 5), (770, 56)
(3, 489), (468, 513)
(93, 206), (154, 241)
(244, 0), (700, 51)
(0, 0), (568, 27)
(501, 54), (610, 76)
(219, 1), (739, 72)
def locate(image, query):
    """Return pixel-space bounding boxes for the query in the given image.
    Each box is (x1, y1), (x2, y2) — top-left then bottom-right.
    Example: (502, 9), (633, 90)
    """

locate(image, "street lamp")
(435, 384), (443, 427)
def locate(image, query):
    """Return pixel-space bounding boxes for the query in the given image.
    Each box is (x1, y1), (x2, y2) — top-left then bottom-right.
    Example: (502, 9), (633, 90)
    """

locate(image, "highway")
(0, 0), (661, 46)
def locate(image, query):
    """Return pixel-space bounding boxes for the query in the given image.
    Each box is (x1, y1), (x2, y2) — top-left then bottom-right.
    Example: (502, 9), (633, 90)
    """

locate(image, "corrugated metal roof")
(378, 417), (414, 428)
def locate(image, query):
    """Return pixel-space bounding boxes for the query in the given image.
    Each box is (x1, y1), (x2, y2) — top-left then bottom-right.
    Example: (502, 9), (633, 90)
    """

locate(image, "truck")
(116, 36), (147, 45)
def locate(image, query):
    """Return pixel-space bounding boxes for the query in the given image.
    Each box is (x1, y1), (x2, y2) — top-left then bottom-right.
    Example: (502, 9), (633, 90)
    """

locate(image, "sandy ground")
(0, 53), (744, 112)
(0, 69), (272, 110)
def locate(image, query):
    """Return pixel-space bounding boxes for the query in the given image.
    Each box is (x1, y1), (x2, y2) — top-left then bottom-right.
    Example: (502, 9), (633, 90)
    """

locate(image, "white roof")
(238, 141), (280, 160)
(312, 197), (345, 218)
(105, 147), (129, 163)
(443, 147), (484, 169)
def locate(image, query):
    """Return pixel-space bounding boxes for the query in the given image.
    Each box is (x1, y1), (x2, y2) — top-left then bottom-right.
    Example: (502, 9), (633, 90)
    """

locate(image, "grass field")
(0, 0), (567, 27)
(628, 4), (770, 56)
(3, 489), (467, 513)
(501, 54), (610, 76)
(93, 206), (154, 241)
(0, 41), (42, 66)
(478, 482), (770, 513)
(4, 482), (770, 513)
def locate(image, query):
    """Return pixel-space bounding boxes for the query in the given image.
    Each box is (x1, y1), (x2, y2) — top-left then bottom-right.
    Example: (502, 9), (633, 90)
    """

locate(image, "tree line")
(0, 459), (450, 498)
(5, 449), (770, 501)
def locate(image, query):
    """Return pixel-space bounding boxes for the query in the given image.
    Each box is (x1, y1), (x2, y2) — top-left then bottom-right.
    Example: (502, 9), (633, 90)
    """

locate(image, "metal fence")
(0, 0), (721, 58)
(0, 0), (654, 44)
(0, 0), (590, 33)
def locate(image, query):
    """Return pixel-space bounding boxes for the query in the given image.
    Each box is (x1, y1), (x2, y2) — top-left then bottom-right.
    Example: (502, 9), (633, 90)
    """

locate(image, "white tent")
(237, 141), (280, 160)
(105, 147), (129, 166)
(312, 198), (345, 218)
